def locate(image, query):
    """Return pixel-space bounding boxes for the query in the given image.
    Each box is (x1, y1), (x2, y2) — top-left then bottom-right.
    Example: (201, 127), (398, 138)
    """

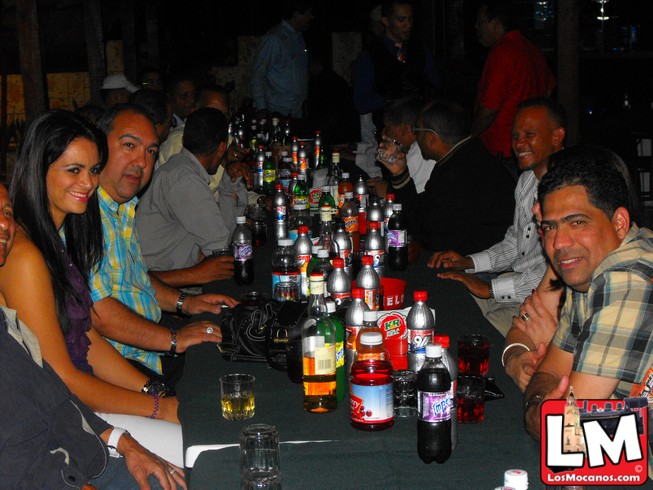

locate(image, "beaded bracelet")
(149, 393), (160, 419)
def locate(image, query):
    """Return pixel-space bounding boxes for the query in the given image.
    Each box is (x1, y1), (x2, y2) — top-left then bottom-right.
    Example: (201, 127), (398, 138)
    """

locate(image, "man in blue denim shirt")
(251, 2), (314, 119)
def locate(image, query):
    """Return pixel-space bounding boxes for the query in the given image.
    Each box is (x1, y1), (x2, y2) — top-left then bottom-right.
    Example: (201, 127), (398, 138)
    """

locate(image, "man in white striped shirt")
(429, 97), (566, 335)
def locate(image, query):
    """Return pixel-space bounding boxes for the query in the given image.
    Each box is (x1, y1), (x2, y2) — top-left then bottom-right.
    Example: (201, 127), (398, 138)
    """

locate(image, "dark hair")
(129, 88), (169, 127)
(481, 0), (515, 31)
(96, 103), (155, 136)
(10, 110), (107, 335)
(195, 84), (229, 110)
(183, 108), (228, 155)
(517, 97), (568, 131)
(384, 96), (424, 126)
(539, 145), (635, 222)
(164, 73), (195, 97)
(420, 100), (469, 145)
(282, 1), (314, 19)
(381, 0), (413, 18)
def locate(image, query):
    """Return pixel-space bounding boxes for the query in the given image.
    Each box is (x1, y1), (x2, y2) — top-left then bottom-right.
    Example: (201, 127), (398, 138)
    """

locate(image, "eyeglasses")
(412, 127), (439, 137)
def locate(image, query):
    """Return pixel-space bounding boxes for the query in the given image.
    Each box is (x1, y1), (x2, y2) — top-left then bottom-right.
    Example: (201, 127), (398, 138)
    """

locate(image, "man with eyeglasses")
(384, 100), (513, 255)
(429, 98), (566, 336)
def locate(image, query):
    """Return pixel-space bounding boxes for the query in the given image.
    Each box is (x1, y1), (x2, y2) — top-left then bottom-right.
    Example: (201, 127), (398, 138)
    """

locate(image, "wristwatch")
(176, 291), (188, 316)
(524, 393), (545, 413)
(169, 329), (178, 356)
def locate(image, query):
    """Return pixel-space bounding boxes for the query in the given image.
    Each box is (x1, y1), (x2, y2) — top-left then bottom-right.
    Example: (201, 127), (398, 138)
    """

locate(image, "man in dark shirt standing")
(353, 1), (439, 133)
(383, 101), (514, 254)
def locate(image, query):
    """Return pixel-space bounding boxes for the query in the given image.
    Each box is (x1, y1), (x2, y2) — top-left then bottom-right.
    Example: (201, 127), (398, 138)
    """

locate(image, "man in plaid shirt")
(523, 146), (653, 442)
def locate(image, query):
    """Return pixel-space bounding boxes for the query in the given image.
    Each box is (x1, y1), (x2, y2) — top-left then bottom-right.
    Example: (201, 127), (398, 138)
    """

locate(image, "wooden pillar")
(84, 0), (105, 107)
(557, 0), (579, 145)
(120, 0), (138, 82)
(15, 0), (48, 120)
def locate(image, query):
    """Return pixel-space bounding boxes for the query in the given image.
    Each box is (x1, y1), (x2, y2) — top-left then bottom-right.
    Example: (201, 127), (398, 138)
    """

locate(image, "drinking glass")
(220, 374), (255, 420)
(240, 424), (282, 489)
(457, 333), (490, 376)
(457, 374), (485, 423)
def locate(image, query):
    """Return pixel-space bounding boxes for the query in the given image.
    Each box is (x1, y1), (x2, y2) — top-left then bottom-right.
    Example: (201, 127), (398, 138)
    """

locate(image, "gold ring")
(521, 313), (530, 322)
(169, 468), (176, 475)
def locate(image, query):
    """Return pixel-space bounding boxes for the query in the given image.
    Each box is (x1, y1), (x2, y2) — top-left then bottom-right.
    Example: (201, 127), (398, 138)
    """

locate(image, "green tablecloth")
(177, 242), (544, 489)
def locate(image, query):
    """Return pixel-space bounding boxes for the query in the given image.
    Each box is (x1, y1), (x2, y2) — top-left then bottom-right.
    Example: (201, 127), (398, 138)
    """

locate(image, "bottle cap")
(363, 310), (378, 323)
(333, 258), (344, 268)
(352, 288), (364, 299)
(368, 221), (380, 230)
(359, 331), (383, 346)
(345, 192), (354, 198)
(361, 255), (374, 266)
(322, 185), (330, 192)
(298, 174), (306, 181)
(326, 300), (336, 313)
(275, 183), (283, 190)
(298, 225), (309, 234)
(317, 249), (329, 258)
(236, 216), (246, 224)
(312, 245), (321, 254)
(278, 238), (294, 247)
(432, 334), (449, 349)
(425, 343), (442, 358)
(342, 172), (349, 178)
(392, 204), (402, 211)
(504, 469), (528, 489)
(413, 290), (428, 302)
(385, 193), (395, 201)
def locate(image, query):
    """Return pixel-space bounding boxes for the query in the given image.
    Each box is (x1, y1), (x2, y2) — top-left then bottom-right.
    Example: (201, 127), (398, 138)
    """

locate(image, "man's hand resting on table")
(428, 249), (473, 270)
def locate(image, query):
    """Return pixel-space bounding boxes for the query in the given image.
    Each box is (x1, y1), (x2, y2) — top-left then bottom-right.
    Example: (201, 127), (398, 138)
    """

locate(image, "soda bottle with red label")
(407, 290), (435, 371)
(350, 331), (394, 431)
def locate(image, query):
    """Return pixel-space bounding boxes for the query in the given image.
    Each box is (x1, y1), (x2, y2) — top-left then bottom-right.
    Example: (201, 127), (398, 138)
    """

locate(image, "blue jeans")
(90, 457), (183, 490)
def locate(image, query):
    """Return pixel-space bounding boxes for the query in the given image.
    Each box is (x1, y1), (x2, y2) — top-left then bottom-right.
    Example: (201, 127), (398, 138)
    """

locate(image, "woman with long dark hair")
(0, 110), (183, 466)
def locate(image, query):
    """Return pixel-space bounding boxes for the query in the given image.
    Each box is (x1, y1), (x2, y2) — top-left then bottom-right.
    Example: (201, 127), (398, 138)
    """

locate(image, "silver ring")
(169, 468), (176, 475)
(521, 313), (530, 322)
(206, 326), (214, 335)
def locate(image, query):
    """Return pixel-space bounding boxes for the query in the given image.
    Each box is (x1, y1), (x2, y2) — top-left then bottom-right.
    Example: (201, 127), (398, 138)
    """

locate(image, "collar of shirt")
(180, 147), (212, 185)
(435, 136), (472, 167)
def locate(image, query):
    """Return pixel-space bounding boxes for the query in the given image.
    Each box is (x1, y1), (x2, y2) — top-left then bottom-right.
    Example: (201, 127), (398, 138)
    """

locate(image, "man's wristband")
(524, 393), (545, 413)
(169, 329), (178, 356)
(176, 291), (188, 316)
(107, 427), (129, 458)
(501, 343), (530, 367)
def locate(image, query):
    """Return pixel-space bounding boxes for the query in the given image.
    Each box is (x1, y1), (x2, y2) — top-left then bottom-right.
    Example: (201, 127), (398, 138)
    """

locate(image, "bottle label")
(331, 291), (351, 306)
(364, 288), (380, 311)
(320, 206), (333, 222)
(345, 325), (362, 348)
(300, 157), (308, 172)
(418, 390), (451, 422)
(342, 215), (359, 234)
(335, 341), (345, 369)
(314, 344), (336, 375)
(408, 328), (434, 354)
(386, 230), (407, 248)
(295, 195), (308, 206)
(271, 273), (300, 301)
(365, 250), (385, 276)
(357, 194), (368, 209)
(275, 205), (287, 221)
(338, 194), (346, 209)
(263, 169), (275, 183)
(234, 243), (252, 261)
(309, 188), (323, 208)
(351, 384), (394, 424)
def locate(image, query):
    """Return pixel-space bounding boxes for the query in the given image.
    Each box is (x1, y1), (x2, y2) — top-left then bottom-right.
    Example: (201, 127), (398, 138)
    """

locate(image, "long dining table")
(176, 234), (545, 489)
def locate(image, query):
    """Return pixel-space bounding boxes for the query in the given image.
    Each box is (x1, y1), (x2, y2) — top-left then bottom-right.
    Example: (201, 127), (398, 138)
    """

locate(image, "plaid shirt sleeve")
(567, 269), (653, 397)
(89, 205), (116, 302)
